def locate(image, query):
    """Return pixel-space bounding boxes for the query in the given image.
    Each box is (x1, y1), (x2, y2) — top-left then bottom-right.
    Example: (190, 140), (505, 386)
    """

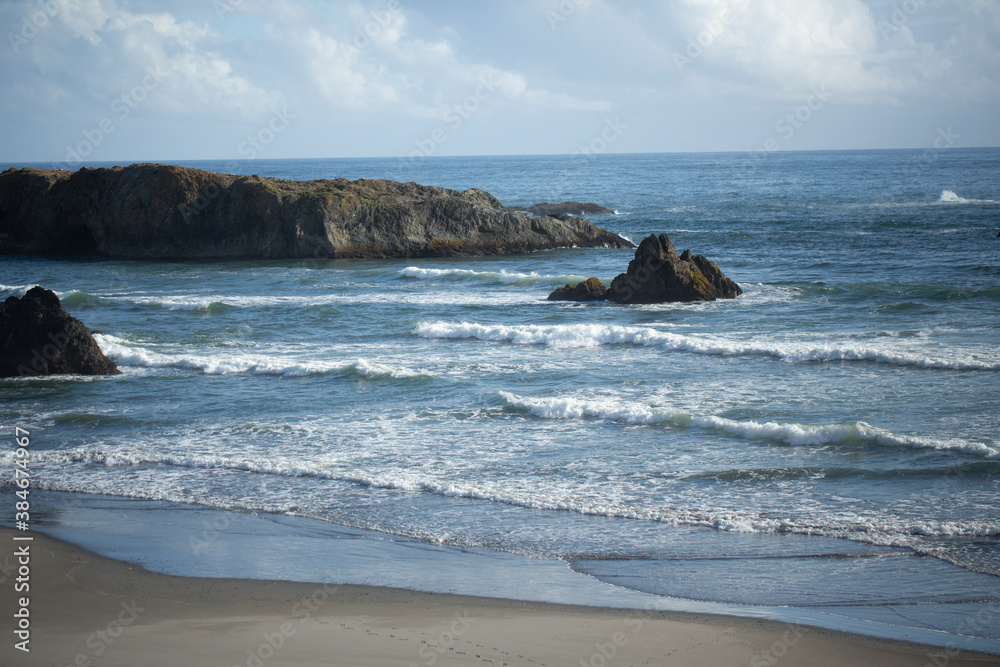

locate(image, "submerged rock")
(547, 277), (607, 301)
(0, 165), (632, 259)
(606, 234), (742, 303)
(510, 201), (615, 216)
(0, 286), (120, 377)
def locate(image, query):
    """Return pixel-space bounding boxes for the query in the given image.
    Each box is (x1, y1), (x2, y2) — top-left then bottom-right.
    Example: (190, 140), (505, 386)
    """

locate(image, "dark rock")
(606, 234), (742, 303)
(0, 165), (633, 259)
(547, 277), (607, 302)
(0, 287), (120, 377)
(510, 201), (615, 216)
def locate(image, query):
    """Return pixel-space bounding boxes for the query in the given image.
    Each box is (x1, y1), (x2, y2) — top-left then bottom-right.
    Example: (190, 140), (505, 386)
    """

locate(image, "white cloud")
(252, 3), (609, 119)
(57, 0), (111, 45)
(1, 0), (277, 121)
(299, 27), (399, 110)
(0, 0), (996, 160)
(659, 0), (999, 105)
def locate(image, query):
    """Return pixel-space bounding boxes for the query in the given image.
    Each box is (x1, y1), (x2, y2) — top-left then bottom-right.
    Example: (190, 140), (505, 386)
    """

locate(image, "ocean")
(2, 149), (999, 650)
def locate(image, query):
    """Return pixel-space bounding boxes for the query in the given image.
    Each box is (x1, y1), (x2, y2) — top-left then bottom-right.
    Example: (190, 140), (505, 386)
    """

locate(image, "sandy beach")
(2, 528), (997, 667)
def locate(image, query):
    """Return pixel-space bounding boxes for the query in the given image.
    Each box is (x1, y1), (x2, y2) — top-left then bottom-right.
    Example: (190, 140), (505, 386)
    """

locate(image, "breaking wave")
(399, 266), (586, 287)
(497, 391), (999, 458)
(415, 321), (999, 371)
(939, 190), (999, 204)
(95, 334), (426, 379)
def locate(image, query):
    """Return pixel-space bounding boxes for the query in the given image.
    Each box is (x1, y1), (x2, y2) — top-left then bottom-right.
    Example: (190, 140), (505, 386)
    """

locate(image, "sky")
(1, 0), (998, 163)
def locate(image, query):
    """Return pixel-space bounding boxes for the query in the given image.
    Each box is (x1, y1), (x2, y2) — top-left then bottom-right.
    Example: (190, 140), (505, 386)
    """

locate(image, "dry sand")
(2, 528), (998, 666)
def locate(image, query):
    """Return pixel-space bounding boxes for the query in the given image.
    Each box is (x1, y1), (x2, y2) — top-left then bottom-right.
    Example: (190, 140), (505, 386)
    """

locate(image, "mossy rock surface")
(0, 164), (634, 259)
(606, 234), (741, 303)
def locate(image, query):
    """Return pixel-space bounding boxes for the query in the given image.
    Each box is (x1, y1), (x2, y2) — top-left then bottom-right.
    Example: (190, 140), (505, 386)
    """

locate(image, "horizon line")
(3, 145), (999, 167)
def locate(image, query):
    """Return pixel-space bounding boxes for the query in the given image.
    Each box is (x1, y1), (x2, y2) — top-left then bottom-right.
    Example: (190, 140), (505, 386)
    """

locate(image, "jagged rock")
(0, 165), (632, 259)
(0, 287), (120, 377)
(547, 277), (607, 302)
(509, 201), (615, 216)
(606, 234), (742, 303)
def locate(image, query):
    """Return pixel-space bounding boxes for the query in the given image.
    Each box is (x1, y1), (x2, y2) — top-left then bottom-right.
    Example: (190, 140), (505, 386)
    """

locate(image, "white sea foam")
(399, 266), (585, 286)
(940, 190), (967, 203)
(14, 446), (999, 549)
(0, 283), (40, 295)
(116, 291), (534, 309)
(122, 294), (327, 310)
(415, 321), (999, 371)
(497, 391), (1000, 458)
(95, 334), (424, 378)
(938, 190), (999, 204)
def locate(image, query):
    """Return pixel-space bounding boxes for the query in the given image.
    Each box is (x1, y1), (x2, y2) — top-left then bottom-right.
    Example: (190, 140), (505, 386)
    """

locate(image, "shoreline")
(3, 491), (1000, 664)
(4, 527), (999, 667)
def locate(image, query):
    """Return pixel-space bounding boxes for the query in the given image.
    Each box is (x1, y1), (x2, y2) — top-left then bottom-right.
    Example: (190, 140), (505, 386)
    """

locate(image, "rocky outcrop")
(0, 287), (120, 377)
(547, 277), (607, 301)
(509, 201), (615, 216)
(546, 235), (741, 304)
(0, 165), (632, 259)
(606, 234), (742, 303)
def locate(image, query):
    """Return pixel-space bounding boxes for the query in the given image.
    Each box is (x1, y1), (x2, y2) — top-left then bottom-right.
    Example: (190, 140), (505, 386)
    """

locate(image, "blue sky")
(1, 0), (998, 163)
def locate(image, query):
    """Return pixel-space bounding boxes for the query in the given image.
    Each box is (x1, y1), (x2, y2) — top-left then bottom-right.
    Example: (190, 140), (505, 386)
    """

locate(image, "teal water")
(2, 150), (999, 645)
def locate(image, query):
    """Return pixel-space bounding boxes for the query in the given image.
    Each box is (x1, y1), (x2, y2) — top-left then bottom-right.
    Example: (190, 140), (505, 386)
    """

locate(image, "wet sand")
(3, 528), (999, 666)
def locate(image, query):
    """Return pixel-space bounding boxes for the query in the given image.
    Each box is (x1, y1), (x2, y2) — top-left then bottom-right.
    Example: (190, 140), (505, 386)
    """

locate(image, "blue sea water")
(2, 149), (999, 648)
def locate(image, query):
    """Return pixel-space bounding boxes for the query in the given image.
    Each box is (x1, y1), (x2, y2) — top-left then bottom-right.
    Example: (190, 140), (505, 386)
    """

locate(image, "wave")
(95, 334), (426, 379)
(122, 294), (303, 311)
(11, 447), (999, 558)
(399, 266), (586, 287)
(60, 290), (109, 309)
(497, 391), (999, 458)
(941, 190), (967, 203)
(415, 321), (999, 371)
(0, 286), (108, 307)
(52, 412), (134, 426)
(699, 461), (999, 482)
(939, 190), (999, 204)
(0, 283), (40, 296)
(791, 281), (1000, 303)
(110, 291), (535, 309)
